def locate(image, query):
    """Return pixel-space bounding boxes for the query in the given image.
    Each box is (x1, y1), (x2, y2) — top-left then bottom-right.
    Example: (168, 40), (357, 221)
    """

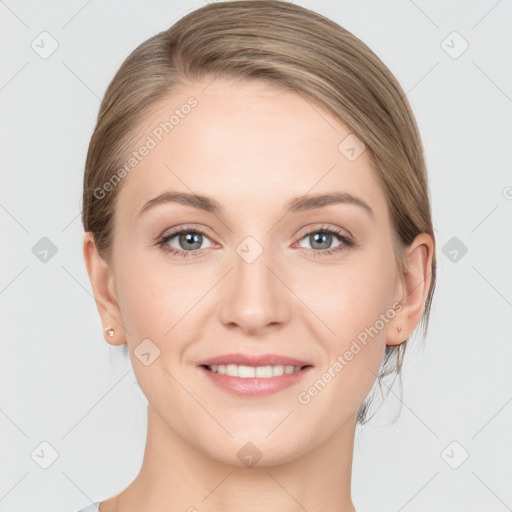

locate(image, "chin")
(206, 432), (309, 468)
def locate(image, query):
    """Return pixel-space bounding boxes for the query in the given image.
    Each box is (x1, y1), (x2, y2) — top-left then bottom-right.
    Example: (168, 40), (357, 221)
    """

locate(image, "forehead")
(115, 78), (388, 224)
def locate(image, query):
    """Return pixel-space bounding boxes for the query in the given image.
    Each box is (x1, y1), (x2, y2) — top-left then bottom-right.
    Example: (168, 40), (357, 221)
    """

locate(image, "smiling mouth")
(201, 364), (312, 378)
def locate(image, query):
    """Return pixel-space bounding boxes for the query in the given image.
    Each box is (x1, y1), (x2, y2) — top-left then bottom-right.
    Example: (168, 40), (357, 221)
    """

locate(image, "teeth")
(207, 364), (302, 378)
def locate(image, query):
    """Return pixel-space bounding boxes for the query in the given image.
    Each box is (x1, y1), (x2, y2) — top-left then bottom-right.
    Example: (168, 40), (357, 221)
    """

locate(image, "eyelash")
(157, 224), (355, 259)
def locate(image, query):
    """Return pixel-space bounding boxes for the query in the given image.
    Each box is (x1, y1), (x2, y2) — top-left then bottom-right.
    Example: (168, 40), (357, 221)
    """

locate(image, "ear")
(82, 231), (126, 346)
(387, 233), (434, 346)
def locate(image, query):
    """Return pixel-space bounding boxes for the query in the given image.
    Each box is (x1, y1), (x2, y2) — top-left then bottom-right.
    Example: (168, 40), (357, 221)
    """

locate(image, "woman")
(79, 1), (436, 510)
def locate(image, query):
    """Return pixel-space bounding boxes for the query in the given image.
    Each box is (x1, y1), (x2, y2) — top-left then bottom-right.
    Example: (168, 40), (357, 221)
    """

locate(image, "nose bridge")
(235, 237), (274, 291)
(219, 234), (289, 332)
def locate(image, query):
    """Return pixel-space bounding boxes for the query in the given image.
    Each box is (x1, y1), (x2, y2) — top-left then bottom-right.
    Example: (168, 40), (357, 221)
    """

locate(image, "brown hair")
(82, 0), (437, 424)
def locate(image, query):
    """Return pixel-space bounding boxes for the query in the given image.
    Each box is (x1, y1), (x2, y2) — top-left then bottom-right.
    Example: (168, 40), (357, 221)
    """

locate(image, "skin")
(83, 77), (433, 512)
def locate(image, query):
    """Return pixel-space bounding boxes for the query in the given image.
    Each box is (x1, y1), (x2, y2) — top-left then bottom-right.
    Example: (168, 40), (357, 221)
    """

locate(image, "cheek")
(296, 304), (392, 429)
(294, 251), (396, 347)
(336, 263), (395, 341)
(298, 251), (397, 408)
(113, 254), (201, 403)
(114, 248), (205, 338)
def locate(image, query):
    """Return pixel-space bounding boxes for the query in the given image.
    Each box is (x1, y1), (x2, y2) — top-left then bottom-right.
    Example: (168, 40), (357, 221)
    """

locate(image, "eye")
(157, 225), (214, 258)
(294, 225), (354, 257)
(157, 224), (355, 259)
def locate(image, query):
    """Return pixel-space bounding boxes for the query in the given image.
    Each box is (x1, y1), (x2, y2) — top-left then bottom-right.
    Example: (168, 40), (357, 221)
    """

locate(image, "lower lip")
(198, 366), (313, 397)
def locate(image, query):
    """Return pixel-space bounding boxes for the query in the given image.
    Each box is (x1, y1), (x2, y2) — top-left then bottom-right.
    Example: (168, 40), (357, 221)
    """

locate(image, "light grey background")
(1, 0), (511, 511)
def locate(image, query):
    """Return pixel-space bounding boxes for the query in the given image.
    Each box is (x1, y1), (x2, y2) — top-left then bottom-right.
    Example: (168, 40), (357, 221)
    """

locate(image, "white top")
(75, 502), (101, 512)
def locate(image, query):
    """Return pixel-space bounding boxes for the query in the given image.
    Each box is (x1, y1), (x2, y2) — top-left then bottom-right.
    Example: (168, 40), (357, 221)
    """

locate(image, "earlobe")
(82, 232), (126, 346)
(386, 324), (405, 347)
(387, 233), (434, 346)
(386, 298), (406, 347)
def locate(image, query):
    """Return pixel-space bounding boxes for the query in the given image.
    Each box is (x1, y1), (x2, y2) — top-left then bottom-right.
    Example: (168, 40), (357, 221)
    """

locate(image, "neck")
(110, 405), (357, 512)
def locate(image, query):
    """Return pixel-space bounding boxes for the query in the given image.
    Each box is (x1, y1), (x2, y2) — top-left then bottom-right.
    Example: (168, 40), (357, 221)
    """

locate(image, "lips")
(197, 353), (312, 368)
(198, 360), (313, 397)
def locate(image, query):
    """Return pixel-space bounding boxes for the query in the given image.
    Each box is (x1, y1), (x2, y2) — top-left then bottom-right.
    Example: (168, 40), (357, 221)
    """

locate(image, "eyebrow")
(138, 191), (374, 219)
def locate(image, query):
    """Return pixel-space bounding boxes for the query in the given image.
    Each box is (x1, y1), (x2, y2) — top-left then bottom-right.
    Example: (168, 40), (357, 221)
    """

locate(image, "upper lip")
(198, 353), (312, 368)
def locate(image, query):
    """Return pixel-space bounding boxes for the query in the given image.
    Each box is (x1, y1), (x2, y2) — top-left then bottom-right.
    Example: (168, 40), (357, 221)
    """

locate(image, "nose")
(219, 244), (291, 335)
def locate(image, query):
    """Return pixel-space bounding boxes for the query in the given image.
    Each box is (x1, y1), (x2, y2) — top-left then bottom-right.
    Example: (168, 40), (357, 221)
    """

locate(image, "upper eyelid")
(295, 224), (352, 239)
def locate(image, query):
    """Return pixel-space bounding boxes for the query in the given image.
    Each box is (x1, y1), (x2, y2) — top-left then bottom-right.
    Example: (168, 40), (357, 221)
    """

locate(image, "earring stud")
(105, 326), (115, 337)
(397, 326), (402, 333)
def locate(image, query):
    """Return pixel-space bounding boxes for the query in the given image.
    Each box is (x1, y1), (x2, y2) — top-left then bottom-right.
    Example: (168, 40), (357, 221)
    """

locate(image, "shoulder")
(74, 502), (101, 512)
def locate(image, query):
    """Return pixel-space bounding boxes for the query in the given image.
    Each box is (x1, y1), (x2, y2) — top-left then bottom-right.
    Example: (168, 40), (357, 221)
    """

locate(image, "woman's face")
(104, 77), (406, 466)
